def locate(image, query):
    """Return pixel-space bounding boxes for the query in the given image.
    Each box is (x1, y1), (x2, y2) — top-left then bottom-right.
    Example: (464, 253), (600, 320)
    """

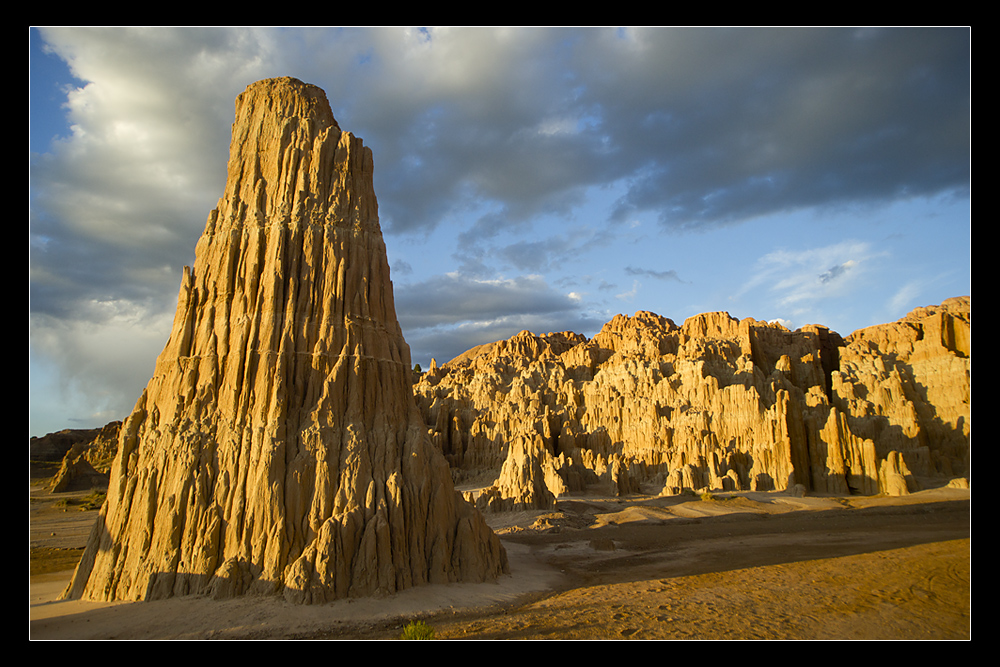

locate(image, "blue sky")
(29, 27), (970, 437)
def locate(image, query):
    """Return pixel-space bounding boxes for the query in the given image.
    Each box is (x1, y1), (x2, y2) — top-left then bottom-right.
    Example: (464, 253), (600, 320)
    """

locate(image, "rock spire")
(62, 77), (507, 604)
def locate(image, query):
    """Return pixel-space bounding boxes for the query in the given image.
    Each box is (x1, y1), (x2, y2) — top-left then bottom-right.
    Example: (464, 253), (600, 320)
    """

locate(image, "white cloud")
(724, 239), (893, 332)
(742, 240), (883, 304)
(616, 280), (641, 302)
(28, 27), (971, 435)
(889, 281), (924, 315)
(29, 306), (175, 434)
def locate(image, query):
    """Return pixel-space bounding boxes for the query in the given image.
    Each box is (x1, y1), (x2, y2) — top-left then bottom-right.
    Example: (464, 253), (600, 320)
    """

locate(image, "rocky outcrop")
(415, 298), (970, 505)
(49, 421), (121, 492)
(62, 78), (507, 604)
(822, 297), (971, 492)
(473, 435), (557, 512)
(30, 427), (107, 463)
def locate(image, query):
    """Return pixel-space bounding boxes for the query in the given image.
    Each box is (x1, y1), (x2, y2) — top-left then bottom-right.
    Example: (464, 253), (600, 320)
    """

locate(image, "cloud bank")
(29, 27), (970, 435)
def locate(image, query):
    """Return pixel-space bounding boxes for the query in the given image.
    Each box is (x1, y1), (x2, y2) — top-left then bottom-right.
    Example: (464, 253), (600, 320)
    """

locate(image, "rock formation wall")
(415, 298), (970, 506)
(63, 78), (507, 604)
(49, 421), (121, 493)
(30, 427), (108, 463)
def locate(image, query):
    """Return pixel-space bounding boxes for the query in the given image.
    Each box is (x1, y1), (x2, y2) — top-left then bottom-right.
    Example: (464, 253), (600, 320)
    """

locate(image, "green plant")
(400, 620), (435, 640)
(53, 489), (106, 511)
(79, 489), (107, 510)
(700, 491), (735, 503)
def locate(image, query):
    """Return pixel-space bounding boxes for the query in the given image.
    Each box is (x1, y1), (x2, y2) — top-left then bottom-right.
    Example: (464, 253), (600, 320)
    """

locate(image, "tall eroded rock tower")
(62, 78), (508, 604)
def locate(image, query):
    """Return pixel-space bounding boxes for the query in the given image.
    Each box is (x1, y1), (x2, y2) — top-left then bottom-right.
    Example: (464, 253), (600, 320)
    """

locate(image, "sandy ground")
(29, 482), (971, 640)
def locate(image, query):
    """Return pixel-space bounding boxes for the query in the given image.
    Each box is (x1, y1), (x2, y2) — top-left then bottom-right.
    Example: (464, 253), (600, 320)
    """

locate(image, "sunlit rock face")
(63, 77), (507, 604)
(415, 299), (970, 504)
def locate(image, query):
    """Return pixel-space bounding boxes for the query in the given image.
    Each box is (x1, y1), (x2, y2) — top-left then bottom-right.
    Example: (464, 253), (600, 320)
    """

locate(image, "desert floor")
(29, 475), (971, 640)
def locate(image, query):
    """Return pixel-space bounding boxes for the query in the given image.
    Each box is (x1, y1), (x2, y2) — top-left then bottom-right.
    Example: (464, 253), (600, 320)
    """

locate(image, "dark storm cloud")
(367, 72), (619, 234)
(29, 26), (970, 436)
(31, 27), (970, 318)
(394, 273), (582, 330)
(449, 208), (613, 277)
(349, 27), (970, 238)
(586, 27), (970, 229)
(495, 229), (614, 273)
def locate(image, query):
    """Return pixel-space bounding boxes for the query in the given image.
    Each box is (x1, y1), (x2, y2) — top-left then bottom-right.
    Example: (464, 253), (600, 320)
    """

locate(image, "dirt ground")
(29, 479), (971, 640)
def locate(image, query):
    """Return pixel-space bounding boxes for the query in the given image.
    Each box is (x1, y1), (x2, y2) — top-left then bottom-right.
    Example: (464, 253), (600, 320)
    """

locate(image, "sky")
(28, 26), (971, 438)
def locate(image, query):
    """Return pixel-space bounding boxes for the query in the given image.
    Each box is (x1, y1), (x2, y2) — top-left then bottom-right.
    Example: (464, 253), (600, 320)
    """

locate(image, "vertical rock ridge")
(63, 77), (507, 604)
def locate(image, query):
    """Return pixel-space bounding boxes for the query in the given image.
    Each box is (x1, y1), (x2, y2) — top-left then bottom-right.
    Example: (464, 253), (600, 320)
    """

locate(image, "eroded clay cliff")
(415, 298), (970, 507)
(62, 77), (507, 604)
(48, 421), (121, 493)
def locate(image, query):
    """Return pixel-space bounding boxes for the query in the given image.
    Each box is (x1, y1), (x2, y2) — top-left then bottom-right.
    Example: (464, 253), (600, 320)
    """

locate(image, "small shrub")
(700, 491), (735, 503)
(53, 490), (106, 511)
(400, 620), (435, 640)
(79, 490), (106, 511)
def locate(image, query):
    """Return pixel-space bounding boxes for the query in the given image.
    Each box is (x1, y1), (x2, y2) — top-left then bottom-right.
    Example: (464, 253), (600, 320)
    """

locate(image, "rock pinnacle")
(63, 77), (508, 604)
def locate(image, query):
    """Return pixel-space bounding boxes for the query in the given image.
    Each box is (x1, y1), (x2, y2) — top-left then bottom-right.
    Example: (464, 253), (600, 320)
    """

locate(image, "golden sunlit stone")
(61, 78), (508, 604)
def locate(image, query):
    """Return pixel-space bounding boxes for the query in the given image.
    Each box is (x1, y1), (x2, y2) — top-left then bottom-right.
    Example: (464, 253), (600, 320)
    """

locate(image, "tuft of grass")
(54, 489), (107, 511)
(400, 620), (435, 640)
(78, 489), (106, 510)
